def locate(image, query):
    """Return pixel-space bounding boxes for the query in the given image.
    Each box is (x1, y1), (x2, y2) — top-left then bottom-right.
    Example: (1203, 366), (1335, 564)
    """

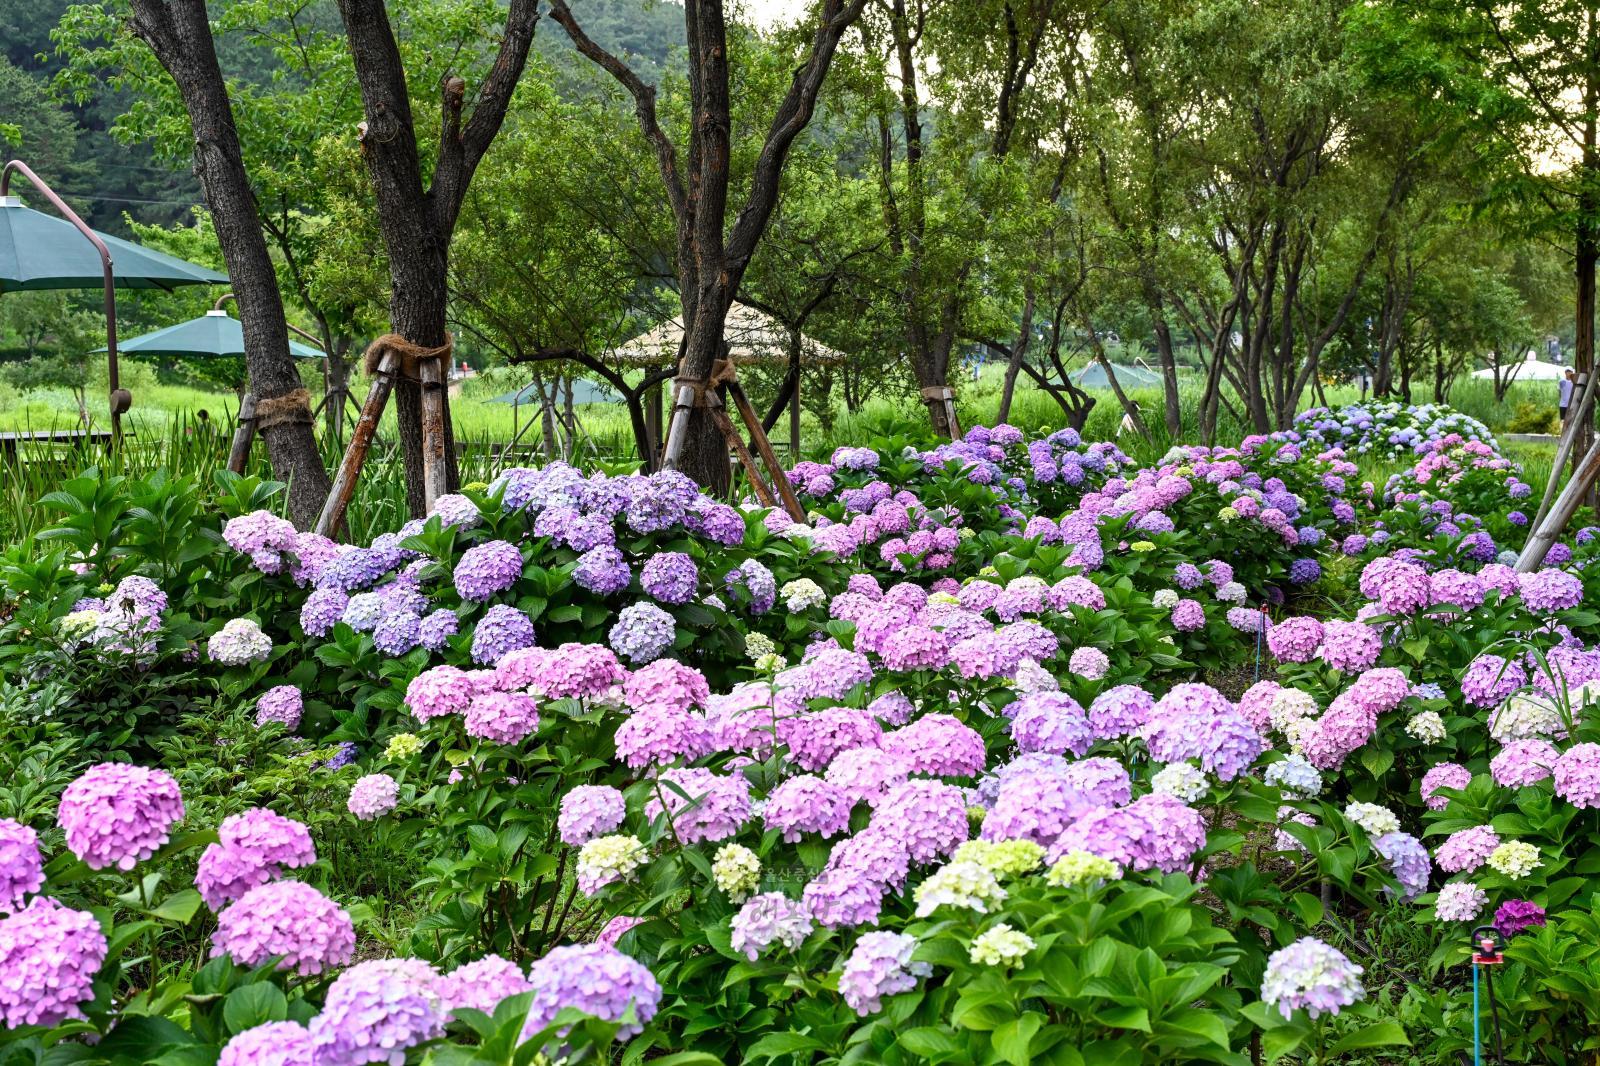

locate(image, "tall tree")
(120, 0), (332, 527)
(334, 0), (542, 515)
(548, 0), (869, 490)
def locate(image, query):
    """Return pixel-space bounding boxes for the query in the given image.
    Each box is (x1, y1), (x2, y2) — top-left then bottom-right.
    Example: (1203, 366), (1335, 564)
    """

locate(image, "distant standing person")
(1560, 369), (1576, 427)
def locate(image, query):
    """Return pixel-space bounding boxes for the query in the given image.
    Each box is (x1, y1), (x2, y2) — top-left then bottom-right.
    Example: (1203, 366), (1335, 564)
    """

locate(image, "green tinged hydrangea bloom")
(1046, 850), (1119, 888)
(969, 923), (1035, 967)
(712, 843), (761, 901)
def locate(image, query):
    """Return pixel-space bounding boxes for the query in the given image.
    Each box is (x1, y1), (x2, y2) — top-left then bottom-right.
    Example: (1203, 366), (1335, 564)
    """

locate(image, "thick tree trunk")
(337, 0), (536, 514)
(129, 0), (330, 528)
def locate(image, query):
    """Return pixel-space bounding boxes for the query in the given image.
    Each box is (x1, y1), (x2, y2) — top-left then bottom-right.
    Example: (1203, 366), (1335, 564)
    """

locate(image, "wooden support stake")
(316, 352), (398, 539)
(1530, 367), (1600, 535)
(227, 393), (257, 474)
(660, 383), (697, 471)
(1518, 433), (1600, 571)
(708, 400), (776, 507)
(727, 380), (806, 522)
(418, 354), (449, 512)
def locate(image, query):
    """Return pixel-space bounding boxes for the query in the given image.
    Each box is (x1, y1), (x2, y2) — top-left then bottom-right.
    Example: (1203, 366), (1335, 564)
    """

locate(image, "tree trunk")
(129, 0), (331, 528)
(337, 0), (537, 515)
(998, 287), (1036, 424)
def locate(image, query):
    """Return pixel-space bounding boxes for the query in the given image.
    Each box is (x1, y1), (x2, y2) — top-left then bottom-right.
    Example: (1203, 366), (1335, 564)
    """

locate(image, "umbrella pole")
(2, 160), (125, 443)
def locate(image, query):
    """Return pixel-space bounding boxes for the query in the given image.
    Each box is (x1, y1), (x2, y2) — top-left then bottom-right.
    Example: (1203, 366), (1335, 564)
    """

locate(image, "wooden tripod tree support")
(315, 333), (453, 539)
(227, 393), (257, 475)
(1518, 432), (1600, 571)
(660, 359), (806, 523)
(920, 385), (964, 441)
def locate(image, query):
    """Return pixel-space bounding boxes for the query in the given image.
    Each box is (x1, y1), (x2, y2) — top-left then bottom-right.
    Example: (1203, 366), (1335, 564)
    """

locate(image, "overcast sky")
(735, 0), (810, 28)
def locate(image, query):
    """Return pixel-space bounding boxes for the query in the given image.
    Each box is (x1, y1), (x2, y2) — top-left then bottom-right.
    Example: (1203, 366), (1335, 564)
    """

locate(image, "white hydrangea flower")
(1153, 589), (1180, 609)
(1489, 694), (1564, 741)
(577, 834), (647, 896)
(1270, 689), (1320, 734)
(912, 860), (1007, 917)
(1405, 711), (1447, 744)
(744, 632), (778, 660)
(1151, 762), (1209, 803)
(969, 923), (1035, 967)
(1045, 850), (1120, 888)
(780, 578), (826, 612)
(1011, 658), (1059, 695)
(1263, 754), (1323, 798)
(1344, 801), (1400, 837)
(1487, 840), (1542, 880)
(712, 843), (762, 901)
(1217, 581), (1248, 604)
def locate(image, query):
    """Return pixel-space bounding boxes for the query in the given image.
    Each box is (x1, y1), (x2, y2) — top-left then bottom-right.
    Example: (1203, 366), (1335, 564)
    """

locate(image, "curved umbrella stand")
(0, 160), (126, 438)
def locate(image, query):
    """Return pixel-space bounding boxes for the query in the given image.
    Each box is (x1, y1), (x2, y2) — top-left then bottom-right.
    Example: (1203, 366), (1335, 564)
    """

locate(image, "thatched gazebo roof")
(611, 302), (848, 368)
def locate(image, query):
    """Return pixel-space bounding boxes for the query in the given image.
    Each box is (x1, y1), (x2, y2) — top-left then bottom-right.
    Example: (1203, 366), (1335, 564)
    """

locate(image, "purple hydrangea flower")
(58, 763), (184, 871)
(0, 897), (108, 1028)
(195, 808), (316, 910)
(255, 685), (303, 731)
(310, 958), (445, 1063)
(640, 552), (699, 605)
(1260, 937), (1364, 1020)
(521, 944), (662, 1042)
(218, 1021), (314, 1066)
(471, 604), (537, 665)
(609, 602), (677, 664)
(211, 880), (355, 977)
(839, 931), (930, 1016)
(0, 821), (42, 916)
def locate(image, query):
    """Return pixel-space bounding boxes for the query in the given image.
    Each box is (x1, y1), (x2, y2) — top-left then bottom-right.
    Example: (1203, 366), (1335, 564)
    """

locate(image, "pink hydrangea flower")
(58, 763), (184, 871)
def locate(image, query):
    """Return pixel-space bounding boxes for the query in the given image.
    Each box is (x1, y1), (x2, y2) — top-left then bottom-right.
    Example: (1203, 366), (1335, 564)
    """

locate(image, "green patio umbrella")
(0, 200), (228, 292)
(103, 310), (326, 360)
(1, 160), (229, 435)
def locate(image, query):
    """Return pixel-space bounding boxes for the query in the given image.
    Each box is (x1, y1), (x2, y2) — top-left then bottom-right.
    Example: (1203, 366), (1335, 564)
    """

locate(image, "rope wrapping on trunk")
(362, 332), (454, 378)
(673, 357), (739, 408)
(253, 388), (313, 430)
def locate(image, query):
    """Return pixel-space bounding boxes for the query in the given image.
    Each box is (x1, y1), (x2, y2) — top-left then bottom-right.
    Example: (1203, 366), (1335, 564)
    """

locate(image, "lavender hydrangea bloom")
(1374, 831), (1430, 900)
(218, 1021), (315, 1066)
(372, 611), (422, 656)
(839, 931), (930, 1015)
(59, 763), (184, 871)
(0, 897), (108, 1028)
(0, 821), (42, 916)
(559, 786), (627, 846)
(470, 604), (537, 664)
(299, 586), (350, 639)
(640, 552), (699, 605)
(195, 808), (316, 910)
(731, 892), (813, 960)
(575, 546), (632, 596)
(763, 775), (853, 842)
(310, 958), (445, 1064)
(211, 881), (355, 977)
(437, 954), (532, 1016)
(255, 685), (303, 730)
(1553, 742), (1600, 808)
(643, 768), (751, 844)
(418, 609), (459, 651)
(521, 944), (662, 1042)
(348, 773), (400, 820)
(609, 602), (677, 664)
(1260, 937), (1365, 1020)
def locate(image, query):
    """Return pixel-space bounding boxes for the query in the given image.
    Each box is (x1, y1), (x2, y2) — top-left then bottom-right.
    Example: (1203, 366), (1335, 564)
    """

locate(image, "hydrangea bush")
(4, 411), (1600, 1062)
